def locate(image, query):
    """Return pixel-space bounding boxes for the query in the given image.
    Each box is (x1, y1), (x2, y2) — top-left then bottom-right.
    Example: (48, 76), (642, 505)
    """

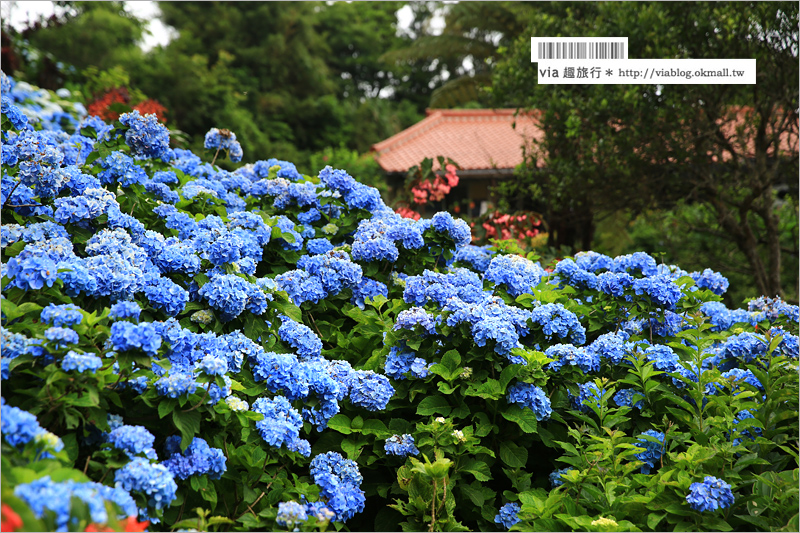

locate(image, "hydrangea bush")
(1, 75), (798, 532)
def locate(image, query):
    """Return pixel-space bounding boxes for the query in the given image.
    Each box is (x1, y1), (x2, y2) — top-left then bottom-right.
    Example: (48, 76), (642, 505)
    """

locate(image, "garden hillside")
(1, 74), (799, 532)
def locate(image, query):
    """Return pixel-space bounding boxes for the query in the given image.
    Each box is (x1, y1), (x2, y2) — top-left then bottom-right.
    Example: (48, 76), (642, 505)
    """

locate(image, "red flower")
(133, 99), (168, 124)
(122, 516), (150, 532)
(396, 206), (421, 220)
(1, 504), (22, 533)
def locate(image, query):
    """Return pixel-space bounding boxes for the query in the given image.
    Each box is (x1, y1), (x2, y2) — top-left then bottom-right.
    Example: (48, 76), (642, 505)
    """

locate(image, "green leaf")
(647, 513), (665, 530)
(326, 414), (352, 434)
(498, 365), (521, 391)
(172, 409), (201, 450)
(461, 459), (491, 482)
(416, 396), (452, 416)
(460, 481), (493, 507)
(501, 406), (538, 433)
(158, 398), (178, 419)
(499, 441), (528, 468)
(361, 419), (391, 439)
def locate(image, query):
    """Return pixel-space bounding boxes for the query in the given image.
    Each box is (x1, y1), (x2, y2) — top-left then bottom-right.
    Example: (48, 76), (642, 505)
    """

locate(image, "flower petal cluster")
(685, 476), (735, 512)
(114, 457), (178, 511)
(162, 436), (227, 480)
(634, 429), (665, 474)
(384, 434), (420, 457)
(309, 451), (365, 523)
(506, 382), (552, 421)
(494, 502), (521, 530)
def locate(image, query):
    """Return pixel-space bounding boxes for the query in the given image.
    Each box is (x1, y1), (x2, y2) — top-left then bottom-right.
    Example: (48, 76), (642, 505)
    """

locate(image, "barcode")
(537, 41), (626, 59)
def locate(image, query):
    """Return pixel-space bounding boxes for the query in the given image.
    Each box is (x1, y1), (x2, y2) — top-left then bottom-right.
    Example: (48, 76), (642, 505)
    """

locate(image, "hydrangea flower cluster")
(309, 451), (366, 523)
(484, 254), (545, 297)
(384, 434), (420, 457)
(549, 467), (572, 488)
(546, 344), (599, 373)
(14, 476), (137, 531)
(251, 396), (310, 456)
(204, 127), (243, 162)
(40, 303), (83, 327)
(107, 425), (157, 459)
(1, 398), (63, 454)
(162, 436), (227, 480)
(506, 382), (552, 421)
(61, 350), (103, 373)
(276, 501), (308, 528)
(114, 457), (178, 513)
(685, 476), (735, 512)
(494, 502), (521, 530)
(634, 430), (665, 474)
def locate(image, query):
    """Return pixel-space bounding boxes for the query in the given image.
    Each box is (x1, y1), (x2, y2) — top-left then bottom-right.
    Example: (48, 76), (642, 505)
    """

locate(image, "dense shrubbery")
(1, 76), (798, 532)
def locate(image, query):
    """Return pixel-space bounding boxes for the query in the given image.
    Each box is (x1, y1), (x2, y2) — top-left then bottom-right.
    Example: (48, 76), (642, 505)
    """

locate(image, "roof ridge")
(372, 111), (445, 153)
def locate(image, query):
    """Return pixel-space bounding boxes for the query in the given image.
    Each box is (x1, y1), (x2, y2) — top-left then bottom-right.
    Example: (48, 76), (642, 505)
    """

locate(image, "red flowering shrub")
(86, 87), (167, 123)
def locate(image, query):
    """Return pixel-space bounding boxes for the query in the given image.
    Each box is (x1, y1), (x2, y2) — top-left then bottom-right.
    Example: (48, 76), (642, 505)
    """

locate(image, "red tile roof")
(372, 107), (797, 174)
(372, 109), (544, 173)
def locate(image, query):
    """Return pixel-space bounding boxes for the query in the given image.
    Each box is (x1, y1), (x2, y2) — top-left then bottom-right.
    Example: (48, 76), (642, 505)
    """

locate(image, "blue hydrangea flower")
(348, 370), (394, 411)
(197, 354), (228, 376)
(504, 381), (550, 422)
(570, 381), (605, 412)
(114, 456), (178, 511)
(44, 326), (79, 348)
(204, 127), (243, 162)
(455, 244), (494, 272)
(278, 315), (323, 358)
(119, 110), (172, 161)
(155, 372), (198, 398)
(546, 344), (599, 373)
(15, 476), (137, 531)
(494, 502), (521, 530)
(394, 307), (437, 335)
(109, 301), (142, 321)
(632, 275), (683, 309)
(719, 332), (769, 364)
(611, 252), (659, 276)
(613, 388), (644, 409)
(110, 321), (162, 356)
(2, 96), (29, 129)
(574, 251), (614, 272)
(251, 396), (309, 455)
(587, 331), (630, 365)
(162, 435), (227, 480)
(107, 425), (156, 458)
(309, 451), (365, 523)
(1, 398), (48, 449)
(384, 434), (420, 457)
(685, 476), (735, 512)
(306, 238), (334, 255)
(549, 467), (572, 488)
(484, 254), (544, 297)
(644, 344), (680, 373)
(61, 351), (102, 373)
(530, 303), (586, 345)
(40, 303), (83, 327)
(690, 268), (730, 296)
(634, 430), (665, 474)
(553, 258), (599, 290)
(276, 501), (308, 528)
